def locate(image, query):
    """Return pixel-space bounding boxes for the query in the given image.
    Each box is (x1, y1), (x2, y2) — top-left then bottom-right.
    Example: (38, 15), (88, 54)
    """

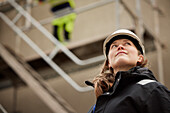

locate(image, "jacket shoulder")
(141, 81), (170, 113)
(136, 79), (161, 91)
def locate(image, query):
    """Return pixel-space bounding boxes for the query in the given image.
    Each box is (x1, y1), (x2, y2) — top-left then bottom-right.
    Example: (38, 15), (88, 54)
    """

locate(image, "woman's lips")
(116, 51), (127, 56)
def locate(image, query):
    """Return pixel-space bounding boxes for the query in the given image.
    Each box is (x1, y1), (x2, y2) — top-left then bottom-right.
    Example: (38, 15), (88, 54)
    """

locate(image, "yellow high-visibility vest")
(52, 13), (76, 31)
(52, 13), (76, 41)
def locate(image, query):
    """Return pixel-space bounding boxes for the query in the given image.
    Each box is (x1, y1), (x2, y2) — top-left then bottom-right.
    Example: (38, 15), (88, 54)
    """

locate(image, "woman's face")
(108, 39), (143, 69)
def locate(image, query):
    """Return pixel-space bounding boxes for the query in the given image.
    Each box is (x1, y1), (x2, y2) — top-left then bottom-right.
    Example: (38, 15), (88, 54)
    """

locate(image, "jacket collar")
(107, 66), (157, 96)
(116, 66), (156, 80)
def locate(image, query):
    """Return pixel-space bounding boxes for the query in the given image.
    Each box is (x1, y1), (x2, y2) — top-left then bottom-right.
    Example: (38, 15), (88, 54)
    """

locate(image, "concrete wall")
(0, 0), (170, 113)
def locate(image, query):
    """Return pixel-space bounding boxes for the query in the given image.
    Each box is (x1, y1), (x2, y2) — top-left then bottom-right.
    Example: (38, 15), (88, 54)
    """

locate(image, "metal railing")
(39, 0), (116, 25)
(7, 0), (110, 66)
(0, 12), (93, 92)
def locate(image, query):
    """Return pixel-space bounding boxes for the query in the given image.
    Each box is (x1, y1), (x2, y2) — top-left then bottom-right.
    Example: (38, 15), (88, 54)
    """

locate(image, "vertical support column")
(25, 0), (32, 29)
(12, 86), (18, 113)
(151, 0), (164, 84)
(15, 36), (21, 55)
(135, 0), (144, 43)
(115, 0), (120, 30)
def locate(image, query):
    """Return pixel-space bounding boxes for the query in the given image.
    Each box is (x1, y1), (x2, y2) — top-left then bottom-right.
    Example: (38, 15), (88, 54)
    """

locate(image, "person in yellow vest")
(49, 0), (76, 42)
(37, 0), (76, 42)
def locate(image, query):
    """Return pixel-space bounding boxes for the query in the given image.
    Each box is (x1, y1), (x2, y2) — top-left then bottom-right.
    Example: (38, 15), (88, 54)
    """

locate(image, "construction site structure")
(0, 0), (170, 113)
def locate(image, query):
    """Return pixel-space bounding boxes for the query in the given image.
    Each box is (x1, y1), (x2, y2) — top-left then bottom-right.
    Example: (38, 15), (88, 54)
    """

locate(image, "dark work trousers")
(53, 24), (69, 41)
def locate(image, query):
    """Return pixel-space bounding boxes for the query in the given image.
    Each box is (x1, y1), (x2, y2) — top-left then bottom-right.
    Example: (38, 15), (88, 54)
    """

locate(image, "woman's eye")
(125, 42), (131, 45)
(111, 45), (117, 48)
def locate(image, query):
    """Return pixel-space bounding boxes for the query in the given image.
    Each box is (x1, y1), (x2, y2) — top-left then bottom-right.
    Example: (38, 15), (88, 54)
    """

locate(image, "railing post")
(25, 0), (32, 29)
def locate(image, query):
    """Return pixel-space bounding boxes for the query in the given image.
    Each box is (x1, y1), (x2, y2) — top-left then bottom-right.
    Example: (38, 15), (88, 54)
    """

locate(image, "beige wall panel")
(74, 0), (101, 8)
(0, 88), (14, 113)
(31, 3), (53, 21)
(0, 87), (54, 113)
(146, 51), (159, 79)
(123, 0), (155, 30)
(72, 2), (134, 43)
(141, 0), (155, 30)
(0, 20), (17, 49)
(22, 23), (54, 60)
(17, 86), (53, 113)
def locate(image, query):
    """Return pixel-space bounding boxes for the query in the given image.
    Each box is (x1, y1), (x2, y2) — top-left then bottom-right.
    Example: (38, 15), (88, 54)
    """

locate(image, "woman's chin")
(114, 57), (129, 66)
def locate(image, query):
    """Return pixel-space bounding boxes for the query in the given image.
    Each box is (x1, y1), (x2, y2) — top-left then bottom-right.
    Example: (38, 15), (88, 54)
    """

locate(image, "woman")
(86, 29), (170, 113)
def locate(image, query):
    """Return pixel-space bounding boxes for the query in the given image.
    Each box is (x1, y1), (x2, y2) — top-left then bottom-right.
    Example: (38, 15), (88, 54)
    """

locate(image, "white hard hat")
(103, 29), (145, 58)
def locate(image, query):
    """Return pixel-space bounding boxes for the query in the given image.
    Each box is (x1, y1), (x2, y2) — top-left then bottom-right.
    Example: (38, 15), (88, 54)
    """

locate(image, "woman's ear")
(137, 55), (144, 66)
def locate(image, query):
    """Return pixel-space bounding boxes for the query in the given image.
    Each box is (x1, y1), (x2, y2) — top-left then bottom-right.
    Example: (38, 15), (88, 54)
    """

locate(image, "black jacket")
(88, 66), (170, 113)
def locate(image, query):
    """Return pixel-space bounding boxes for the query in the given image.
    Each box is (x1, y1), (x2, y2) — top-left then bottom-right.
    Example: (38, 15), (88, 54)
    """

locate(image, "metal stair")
(0, 0), (116, 92)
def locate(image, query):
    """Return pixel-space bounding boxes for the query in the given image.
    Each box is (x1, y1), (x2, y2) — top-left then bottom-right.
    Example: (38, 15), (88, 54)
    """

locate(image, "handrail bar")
(39, 0), (116, 25)
(0, 104), (8, 113)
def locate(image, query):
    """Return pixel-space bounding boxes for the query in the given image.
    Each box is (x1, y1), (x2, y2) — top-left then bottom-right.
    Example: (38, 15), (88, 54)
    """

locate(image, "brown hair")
(92, 51), (147, 98)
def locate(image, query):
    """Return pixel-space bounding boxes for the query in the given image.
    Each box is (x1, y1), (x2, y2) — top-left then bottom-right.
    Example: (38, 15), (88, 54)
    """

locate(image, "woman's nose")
(117, 45), (124, 50)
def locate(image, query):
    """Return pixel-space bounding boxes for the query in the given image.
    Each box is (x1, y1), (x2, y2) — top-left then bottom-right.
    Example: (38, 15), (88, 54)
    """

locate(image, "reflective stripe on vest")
(137, 79), (156, 85)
